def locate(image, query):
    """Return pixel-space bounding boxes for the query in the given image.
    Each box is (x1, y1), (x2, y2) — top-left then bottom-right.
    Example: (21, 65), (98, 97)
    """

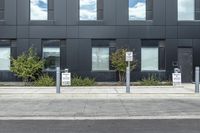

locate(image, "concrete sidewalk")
(0, 84), (196, 94)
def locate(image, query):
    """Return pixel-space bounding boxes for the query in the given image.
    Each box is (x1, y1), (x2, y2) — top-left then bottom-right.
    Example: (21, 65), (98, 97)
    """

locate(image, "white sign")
(172, 73), (182, 84)
(62, 72), (71, 86)
(126, 52), (133, 62)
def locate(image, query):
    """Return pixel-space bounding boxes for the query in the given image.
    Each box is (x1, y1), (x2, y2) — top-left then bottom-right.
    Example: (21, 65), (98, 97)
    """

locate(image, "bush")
(140, 74), (160, 86)
(110, 48), (137, 82)
(11, 48), (44, 83)
(34, 74), (55, 86)
(72, 75), (95, 86)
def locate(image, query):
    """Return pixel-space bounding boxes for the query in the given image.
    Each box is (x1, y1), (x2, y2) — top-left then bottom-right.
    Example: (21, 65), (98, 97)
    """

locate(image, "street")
(0, 119), (200, 133)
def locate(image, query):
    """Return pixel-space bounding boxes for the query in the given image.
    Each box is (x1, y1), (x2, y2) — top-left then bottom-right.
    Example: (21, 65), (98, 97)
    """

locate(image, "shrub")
(140, 74), (160, 86)
(34, 74), (55, 86)
(110, 48), (137, 82)
(72, 75), (95, 86)
(11, 48), (44, 83)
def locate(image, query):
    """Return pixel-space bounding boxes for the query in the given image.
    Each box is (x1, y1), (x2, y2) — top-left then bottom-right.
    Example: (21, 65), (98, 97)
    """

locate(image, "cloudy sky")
(30, 0), (48, 20)
(129, 0), (146, 20)
(178, 0), (194, 20)
(80, 0), (97, 20)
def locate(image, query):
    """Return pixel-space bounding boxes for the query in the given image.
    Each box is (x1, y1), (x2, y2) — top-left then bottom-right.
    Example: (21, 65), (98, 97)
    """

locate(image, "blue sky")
(129, 0), (145, 7)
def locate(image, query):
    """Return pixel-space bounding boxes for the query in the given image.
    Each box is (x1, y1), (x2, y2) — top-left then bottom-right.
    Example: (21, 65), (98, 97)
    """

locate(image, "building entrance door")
(178, 48), (193, 83)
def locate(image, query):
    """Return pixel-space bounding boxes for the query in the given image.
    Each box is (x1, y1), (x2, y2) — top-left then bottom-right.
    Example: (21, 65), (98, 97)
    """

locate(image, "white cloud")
(30, 0), (48, 20)
(80, 0), (97, 20)
(129, 2), (146, 20)
(178, 0), (194, 20)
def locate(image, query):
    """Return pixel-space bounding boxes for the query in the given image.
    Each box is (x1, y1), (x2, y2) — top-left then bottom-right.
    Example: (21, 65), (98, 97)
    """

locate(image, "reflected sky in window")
(31, 0), (48, 20)
(178, 0), (194, 20)
(80, 0), (97, 20)
(129, 0), (146, 20)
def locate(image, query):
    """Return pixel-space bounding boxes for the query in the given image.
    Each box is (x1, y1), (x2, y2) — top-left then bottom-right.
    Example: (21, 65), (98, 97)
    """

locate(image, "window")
(80, 0), (103, 20)
(42, 40), (60, 70)
(0, 47), (10, 70)
(141, 47), (158, 71)
(129, 0), (153, 21)
(30, 0), (54, 20)
(92, 47), (109, 71)
(0, 0), (4, 20)
(178, 0), (195, 20)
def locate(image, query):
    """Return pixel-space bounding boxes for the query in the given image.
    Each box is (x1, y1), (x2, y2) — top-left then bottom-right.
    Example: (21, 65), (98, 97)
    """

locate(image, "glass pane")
(178, 0), (194, 20)
(129, 0), (146, 20)
(92, 48), (109, 71)
(0, 47), (10, 70)
(30, 0), (48, 20)
(80, 0), (97, 20)
(141, 48), (158, 71)
(43, 47), (60, 70)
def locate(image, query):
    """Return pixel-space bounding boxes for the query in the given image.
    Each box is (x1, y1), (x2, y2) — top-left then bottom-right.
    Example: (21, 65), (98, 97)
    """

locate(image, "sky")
(30, 0), (48, 20)
(129, 0), (146, 20)
(178, 0), (194, 20)
(80, 0), (97, 20)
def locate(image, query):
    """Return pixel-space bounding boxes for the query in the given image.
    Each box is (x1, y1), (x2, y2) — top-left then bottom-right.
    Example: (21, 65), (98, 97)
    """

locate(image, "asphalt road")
(0, 119), (200, 133)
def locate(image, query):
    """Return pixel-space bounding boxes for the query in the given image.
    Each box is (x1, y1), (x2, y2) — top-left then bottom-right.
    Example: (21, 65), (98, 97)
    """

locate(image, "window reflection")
(0, 47), (10, 70)
(141, 47), (158, 71)
(30, 0), (48, 20)
(129, 0), (146, 20)
(43, 47), (60, 70)
(80, 0), (97, 20)
(92, 48), (109, 71)
(178, 0), (194, 20)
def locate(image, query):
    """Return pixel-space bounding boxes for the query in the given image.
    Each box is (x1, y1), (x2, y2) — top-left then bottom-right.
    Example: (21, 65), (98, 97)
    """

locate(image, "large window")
(43, 40), (60, 70)
(92, 47), (109, 71)
(0, 0), (4, 20)
(129, 0), (153, 21)
(141, 47), (158, 71)
(79, 0), (103, 20)
(30, 0), (54, 20)
(0, 47), (10, 70)
(178, 0), (195, 20)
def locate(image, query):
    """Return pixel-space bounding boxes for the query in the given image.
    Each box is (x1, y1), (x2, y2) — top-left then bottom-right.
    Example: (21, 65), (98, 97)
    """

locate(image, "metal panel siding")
(54, 0), (67, 25)
(0, 0), (200, 82)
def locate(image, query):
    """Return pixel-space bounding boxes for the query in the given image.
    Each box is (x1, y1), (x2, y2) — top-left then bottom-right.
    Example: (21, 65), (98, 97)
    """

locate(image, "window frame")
(128, 0), (153, 21)
(29, 0), (54, 21)
(79, 0), (104, 22)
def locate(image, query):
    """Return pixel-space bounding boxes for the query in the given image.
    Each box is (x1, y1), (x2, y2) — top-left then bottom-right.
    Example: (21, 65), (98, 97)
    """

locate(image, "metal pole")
(56, 67), (60, 94)
(126, 61), (130, 93)
(195, 67), (199, 93)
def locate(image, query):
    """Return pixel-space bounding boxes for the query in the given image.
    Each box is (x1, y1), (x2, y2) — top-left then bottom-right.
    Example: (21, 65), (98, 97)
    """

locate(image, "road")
(0, 119), (200, 133)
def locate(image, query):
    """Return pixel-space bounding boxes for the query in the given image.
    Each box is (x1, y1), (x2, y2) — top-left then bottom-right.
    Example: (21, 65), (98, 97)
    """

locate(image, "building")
(0, 0), (200, 82)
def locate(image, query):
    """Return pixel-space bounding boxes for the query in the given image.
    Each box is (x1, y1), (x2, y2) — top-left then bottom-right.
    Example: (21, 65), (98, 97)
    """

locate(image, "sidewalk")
(0, 84), (196, 94)
(0, 84), (200, 120)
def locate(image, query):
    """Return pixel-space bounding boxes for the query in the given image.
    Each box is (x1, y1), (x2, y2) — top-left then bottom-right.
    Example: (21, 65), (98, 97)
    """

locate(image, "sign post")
(195, 67), (199, 93)
(56, 67), (60, 94)
(126, 52), (133, 93)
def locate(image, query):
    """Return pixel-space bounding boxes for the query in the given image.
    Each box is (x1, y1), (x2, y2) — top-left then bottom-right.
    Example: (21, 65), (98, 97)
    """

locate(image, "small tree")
(111, 48), (137, 82)
(10, 48), (44, 83)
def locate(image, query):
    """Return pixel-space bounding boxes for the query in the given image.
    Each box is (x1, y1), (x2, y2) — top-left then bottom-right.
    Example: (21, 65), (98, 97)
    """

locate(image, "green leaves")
(110, 49), (137, 82)
(10, 48), (44, 82)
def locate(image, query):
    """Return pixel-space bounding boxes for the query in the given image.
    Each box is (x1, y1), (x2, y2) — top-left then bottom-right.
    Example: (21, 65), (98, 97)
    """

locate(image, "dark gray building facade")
(0, 0), (200, 82)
